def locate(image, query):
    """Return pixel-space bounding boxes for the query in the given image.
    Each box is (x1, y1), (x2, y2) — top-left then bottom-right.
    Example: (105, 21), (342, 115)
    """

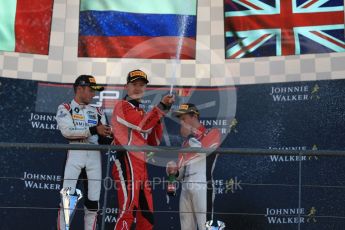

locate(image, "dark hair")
(186, 112), (200, 120)
(73, 85), (86, 94)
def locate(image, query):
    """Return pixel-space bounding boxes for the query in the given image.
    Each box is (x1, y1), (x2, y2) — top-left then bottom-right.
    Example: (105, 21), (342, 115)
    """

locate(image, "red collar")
(193, 125), (206, 139)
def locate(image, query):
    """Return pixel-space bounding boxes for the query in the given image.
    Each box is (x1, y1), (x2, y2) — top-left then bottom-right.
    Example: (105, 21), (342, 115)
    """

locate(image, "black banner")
(0, 77), (345, 229)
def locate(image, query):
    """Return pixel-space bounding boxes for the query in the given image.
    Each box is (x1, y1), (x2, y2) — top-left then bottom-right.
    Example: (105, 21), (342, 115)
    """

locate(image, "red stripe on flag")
(225, 11), (344, 32)
(78, 36), (196, 59)
(280, 0), (295, 55)
(302, 0), (319, 8)
(311, 31), (345, 49)
(241, 0), (262, 10)
(15, 0), (54, 55)
(230, 34), (271, 58)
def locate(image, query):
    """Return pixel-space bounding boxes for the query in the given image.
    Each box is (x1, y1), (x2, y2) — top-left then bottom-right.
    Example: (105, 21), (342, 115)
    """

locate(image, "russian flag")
(78, 0), (197, 59)
(0, 0), (54, 55)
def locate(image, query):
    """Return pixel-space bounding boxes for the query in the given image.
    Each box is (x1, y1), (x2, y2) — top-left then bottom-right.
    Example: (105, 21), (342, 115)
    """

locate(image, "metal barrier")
(1, 142), (345, 156)
(1, 142), (345, 230)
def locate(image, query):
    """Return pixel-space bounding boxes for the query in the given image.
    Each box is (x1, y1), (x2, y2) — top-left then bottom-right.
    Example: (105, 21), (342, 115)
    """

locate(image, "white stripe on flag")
(0, 0), (17, 51)
(80, 0), (197, 16)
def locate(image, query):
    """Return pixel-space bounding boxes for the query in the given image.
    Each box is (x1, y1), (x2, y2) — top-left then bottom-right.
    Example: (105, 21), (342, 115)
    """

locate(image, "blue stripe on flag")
(79, 11), (196, 37)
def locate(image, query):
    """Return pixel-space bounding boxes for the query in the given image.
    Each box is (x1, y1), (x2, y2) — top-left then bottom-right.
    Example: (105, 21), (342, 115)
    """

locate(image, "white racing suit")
(56, 99), (107, 230)
(176, 126), (221, 230)
(178, 149), (207, 230)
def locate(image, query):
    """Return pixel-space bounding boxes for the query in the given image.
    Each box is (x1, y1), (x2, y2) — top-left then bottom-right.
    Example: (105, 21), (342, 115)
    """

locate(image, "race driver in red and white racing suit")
(56, 75), (112, 230)
(167, 103), (221, 230)
(111, 69), (174, 230)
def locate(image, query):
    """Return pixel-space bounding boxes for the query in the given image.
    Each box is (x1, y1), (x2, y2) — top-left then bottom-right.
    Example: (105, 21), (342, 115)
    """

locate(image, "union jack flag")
(224, 0), (345, 58)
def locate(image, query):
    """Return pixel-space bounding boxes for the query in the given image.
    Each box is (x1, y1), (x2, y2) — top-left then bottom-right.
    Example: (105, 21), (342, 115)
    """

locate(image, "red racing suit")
(111, 96), (166, 230)
(176, 125), (221, 230)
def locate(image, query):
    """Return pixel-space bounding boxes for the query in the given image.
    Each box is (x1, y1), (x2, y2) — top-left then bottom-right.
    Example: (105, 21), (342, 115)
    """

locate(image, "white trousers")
(179, 181), (207, 230)
(58, 150), (101, 230)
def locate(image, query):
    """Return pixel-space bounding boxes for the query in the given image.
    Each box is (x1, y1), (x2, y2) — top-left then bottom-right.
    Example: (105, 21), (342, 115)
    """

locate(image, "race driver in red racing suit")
(112, 69), (175, 230)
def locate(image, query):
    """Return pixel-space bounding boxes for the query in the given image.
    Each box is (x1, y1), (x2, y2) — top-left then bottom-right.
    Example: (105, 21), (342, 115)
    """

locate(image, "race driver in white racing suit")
(56, 75), (112, 230)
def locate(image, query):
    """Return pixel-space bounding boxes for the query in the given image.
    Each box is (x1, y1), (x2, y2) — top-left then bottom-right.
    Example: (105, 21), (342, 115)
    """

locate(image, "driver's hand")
(166, 161), (178, 175)
(96, 125), (112, 137)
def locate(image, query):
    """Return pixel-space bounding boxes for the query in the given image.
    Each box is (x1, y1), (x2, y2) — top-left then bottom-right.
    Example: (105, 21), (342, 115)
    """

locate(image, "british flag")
(224, 0), (345, 58)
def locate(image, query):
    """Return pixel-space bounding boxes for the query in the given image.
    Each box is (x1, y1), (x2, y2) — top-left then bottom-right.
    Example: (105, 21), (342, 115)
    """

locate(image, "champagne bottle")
(167, 174), (177, 196)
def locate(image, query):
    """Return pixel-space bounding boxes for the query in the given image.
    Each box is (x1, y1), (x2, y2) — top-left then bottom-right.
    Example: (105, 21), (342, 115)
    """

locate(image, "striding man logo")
(307, 207), (317, 223)
(229, 118), (238, 133)
(308, 145), (319, 160)
(225, 177), (242, 194)
(310, 84), (320, 100)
